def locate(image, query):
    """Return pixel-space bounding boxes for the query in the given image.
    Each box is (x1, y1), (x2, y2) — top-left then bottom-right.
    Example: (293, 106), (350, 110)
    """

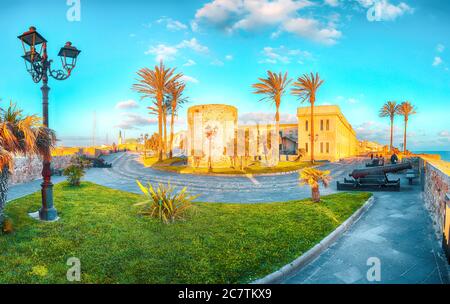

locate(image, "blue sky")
(0, 0), (449, 150)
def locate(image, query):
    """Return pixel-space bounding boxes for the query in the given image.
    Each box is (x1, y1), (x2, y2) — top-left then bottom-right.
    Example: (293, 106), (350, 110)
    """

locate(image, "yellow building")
(297, 105), (359, 162)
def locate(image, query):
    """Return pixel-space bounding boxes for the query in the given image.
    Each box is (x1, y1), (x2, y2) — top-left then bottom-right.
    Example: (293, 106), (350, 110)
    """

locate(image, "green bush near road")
(0, 182), (371, 283)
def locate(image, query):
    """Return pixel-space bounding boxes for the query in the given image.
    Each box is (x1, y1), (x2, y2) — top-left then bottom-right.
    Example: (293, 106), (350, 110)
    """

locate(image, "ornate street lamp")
(18, 26), (81, 221)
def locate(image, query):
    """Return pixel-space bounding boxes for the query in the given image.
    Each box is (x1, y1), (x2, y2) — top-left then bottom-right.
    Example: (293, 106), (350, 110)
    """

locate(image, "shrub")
(63, 165), (85, 186)
(136, 180), (198, 224)
(2, 217), (13, 234)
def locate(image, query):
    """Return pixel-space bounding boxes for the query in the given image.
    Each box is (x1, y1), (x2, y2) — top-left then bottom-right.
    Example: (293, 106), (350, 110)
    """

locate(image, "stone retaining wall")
(423, 160), (450, 237)
(9, 155), (73, 185)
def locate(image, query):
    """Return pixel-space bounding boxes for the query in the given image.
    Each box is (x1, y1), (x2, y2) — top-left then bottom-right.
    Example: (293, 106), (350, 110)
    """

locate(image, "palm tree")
(379, 101), (399, 152)
(397, 101), (417, 154)
(291, 73), (324, 164)
(299, 168), (331, 203)
(252, 71), (291, 163)
(133, 61), (182, 161)
(167, 81), (187, 158)
(0, 102), (56, 225)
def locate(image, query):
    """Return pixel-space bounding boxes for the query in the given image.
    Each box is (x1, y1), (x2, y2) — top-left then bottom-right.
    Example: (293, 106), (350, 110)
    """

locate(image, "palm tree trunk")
(310, 100), (315, 163)
(169, 109), (175, 159)
(0, 167), (9, 225)
(163, 109), (167, 159)
(390, 116), (394, 152)
(157, 97), (163, 161)
(275, 106), (280, 165)
(311, 186), (320, 203)
(403, 118), (408, 154)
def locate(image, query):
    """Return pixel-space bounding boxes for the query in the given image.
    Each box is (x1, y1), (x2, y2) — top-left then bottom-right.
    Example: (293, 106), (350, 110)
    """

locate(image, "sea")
(413, 151), (450, 162)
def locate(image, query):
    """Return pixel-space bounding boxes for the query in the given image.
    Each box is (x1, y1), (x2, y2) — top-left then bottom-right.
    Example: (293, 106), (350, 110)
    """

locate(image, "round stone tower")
(187, 104), (238, 168)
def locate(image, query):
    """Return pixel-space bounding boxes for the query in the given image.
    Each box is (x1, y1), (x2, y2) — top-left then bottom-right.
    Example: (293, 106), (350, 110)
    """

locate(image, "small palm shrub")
(63, 165), (85, 186)
(299, 168), (331, 203)
(136, 180), (198, 224)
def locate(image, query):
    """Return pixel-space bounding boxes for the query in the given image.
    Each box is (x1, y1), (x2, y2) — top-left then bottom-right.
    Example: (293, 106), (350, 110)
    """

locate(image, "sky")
(0, 0), (449, 150)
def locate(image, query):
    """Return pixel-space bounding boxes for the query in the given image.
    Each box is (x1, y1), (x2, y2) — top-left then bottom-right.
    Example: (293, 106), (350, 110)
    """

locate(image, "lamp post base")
(28, 211), (59, 222)
(36, 181), (59, 221)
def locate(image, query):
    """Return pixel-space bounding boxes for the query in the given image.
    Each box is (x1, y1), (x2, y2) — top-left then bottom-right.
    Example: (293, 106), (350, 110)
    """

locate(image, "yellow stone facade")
(297, 105), (359, 162)
(187, 104), (238, 168)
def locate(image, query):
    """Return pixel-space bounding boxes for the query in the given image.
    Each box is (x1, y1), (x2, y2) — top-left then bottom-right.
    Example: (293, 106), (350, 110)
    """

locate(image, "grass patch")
(144, 156), (313, 175)
(0, 182), (371, 284)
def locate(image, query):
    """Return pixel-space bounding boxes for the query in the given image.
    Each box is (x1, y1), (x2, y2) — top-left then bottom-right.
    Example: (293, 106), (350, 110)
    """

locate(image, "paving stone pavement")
(82, 152), (365, 203)
(282, 176), (450, 284)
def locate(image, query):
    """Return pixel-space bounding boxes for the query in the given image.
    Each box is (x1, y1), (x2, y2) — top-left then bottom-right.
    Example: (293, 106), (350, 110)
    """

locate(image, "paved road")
(83, 152), (366, 203)
(283, 175), (450, 284)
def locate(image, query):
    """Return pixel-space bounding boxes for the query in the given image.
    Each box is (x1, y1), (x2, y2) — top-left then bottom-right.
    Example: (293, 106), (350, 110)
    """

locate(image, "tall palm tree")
(133, 61), (182, 161)
(397, 101), (417, 154)
(252, 71), (291, 162)
(291, 73), (324, 163)
(167, 81), (187, 158)
(379, 101), (399, 152)
(299, 168), (331, 203)
(0, 102), (56, 225)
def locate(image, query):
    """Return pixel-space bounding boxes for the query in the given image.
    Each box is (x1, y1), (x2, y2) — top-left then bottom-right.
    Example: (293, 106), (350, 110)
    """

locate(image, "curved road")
(84, 152), (365, 203)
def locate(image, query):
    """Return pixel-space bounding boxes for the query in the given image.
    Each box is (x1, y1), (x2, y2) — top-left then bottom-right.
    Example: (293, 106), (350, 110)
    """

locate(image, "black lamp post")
(18, 26), (81, 221)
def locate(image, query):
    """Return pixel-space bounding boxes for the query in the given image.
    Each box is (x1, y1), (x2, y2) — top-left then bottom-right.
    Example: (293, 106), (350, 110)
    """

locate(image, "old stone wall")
(9, 155), (73, 185)
(423, 160), (450, 237)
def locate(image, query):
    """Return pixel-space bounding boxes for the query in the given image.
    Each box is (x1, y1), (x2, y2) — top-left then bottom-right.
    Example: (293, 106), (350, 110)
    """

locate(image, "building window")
(320, 142), (324, 153)
(326, 142), (330, 153)
(326, 120), (330, 131)
(305, 142), (308, 153)
(320, 120), (324, 131)
(305, 120), (308, 131)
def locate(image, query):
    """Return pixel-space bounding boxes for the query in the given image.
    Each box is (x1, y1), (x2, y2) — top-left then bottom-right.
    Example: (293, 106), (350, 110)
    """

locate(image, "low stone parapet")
(422, 158), (450, 238)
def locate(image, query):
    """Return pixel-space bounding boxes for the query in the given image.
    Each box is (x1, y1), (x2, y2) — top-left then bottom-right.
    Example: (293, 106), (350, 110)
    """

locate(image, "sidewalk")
(283, 174), (450, 284)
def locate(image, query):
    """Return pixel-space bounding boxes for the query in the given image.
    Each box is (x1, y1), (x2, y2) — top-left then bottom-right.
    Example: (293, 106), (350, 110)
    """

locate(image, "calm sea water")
(413, 151), (450, 162)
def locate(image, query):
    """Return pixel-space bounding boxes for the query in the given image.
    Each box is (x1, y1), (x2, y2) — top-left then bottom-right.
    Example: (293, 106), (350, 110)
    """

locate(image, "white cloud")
(225, 54), (234, 60)
(438, 130), (450, 138)
(432, 56), (443, 67)
(144, 44), (178, 61)
(259, 45), (312, 64)
(358, 0), (414, 21)
(183, 59), (197, 67)
(156, 17), (188, 31)
(178, 38), (209, 53)
(194, 0), (342, 45)
(325, 0), (339, 7)
(180, 75), (199, 83)
(283, 17), (342, 45)
(211, 59), (225, 66)
(436, 43), (445, 53)
(115, 113), (158, 130)
(145, 38), (208, 61)
(115, 99), (139, 110)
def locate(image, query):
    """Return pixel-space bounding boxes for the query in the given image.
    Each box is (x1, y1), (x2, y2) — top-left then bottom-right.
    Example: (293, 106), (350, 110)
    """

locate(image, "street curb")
(251, 195), (375, 284)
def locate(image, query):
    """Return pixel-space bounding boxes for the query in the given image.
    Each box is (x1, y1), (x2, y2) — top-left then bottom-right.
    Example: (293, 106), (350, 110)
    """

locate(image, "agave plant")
(299, 168), (331, 203)
(136, 180), (198, 224)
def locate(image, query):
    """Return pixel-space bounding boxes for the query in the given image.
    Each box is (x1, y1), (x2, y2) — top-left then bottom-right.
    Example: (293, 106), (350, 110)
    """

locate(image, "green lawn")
(143, 156), (313, 175)
(0, 182), (371, 284)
